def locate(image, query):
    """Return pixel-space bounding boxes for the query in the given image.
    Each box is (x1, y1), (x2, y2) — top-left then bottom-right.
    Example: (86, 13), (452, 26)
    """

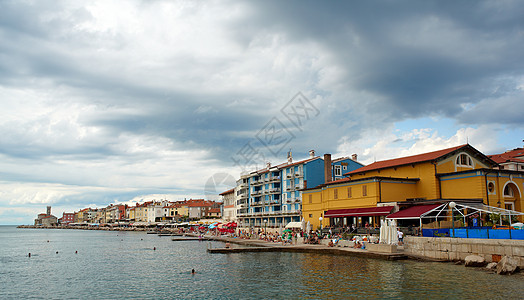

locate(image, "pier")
(200, 235), (407, 260)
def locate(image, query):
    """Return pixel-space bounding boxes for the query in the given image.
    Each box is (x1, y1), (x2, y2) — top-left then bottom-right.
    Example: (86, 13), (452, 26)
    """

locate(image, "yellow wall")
(350, 163), (440, 200)
(303, 179), (419, 229)
(303, 149), (522, 226)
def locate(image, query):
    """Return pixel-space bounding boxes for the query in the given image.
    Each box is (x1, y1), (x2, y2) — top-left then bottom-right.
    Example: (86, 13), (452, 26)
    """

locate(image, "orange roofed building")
(302, 144), (524, 229)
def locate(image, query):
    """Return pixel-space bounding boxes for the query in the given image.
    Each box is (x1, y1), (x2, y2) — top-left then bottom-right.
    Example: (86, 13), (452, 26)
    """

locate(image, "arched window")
(504, 184), (515, 197)
(456, 153), (473, 167)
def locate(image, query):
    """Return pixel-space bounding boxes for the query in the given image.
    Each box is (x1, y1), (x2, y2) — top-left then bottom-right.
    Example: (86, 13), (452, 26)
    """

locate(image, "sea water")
(1, 226), (523, 299)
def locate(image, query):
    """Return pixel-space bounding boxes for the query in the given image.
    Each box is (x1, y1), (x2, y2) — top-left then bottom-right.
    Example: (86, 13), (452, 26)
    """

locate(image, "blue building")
(236, 151), (364, 229)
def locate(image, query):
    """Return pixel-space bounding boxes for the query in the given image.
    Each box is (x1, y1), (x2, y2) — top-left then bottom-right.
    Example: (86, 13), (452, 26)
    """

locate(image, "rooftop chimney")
(47, 206), (51, 216)
(266, 162), (271, 169)
(309, 150), (315, 158)
(287, 150), (293, 164)
(324, 154), (332, 183)
(351, 153), (357, 161)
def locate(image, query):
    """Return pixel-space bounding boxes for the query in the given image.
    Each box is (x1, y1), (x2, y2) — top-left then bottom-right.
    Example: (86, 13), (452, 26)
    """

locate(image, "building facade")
(237, 151), (364, 229)
(302, 144), (524, 229)
(220, 188), (236, 221)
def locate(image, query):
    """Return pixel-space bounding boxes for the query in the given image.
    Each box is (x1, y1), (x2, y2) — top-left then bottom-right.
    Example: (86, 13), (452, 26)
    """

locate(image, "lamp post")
(449, 201), (456, 238)
(319, 217), (323, 231)
(264, 219), (267, 233)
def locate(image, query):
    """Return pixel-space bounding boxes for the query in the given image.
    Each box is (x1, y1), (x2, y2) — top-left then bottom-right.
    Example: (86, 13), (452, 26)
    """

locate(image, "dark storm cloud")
(235, 0), (524, 124)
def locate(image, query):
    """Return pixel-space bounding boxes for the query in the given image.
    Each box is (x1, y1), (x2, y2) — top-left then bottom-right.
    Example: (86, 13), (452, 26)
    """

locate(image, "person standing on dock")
(397, 229), (404, 245)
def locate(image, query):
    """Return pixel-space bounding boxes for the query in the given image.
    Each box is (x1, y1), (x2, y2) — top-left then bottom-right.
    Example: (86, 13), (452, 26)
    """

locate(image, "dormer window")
(456, 153), (473, 167)
(334, 165), (342, 176)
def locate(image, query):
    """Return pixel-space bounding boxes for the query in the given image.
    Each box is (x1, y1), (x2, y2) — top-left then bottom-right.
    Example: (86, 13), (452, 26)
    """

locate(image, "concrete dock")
(201, 235), (407, 260)
(171, 237), (209, 241)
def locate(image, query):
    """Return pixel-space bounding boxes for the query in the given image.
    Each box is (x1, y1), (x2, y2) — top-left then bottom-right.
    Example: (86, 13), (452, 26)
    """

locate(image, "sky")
(1, 0), (523, 225)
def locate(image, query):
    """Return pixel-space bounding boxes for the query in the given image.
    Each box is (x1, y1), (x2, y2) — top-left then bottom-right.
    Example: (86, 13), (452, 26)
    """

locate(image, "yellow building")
(164, 203), (189, 221)
(303, 144), (524, 229)
(133, 202), (151, 222)
(128, 207), (135, 222)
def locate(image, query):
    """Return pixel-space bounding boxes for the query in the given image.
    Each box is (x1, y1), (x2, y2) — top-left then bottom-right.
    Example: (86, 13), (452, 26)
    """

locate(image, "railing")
(424, 227), (524, 240)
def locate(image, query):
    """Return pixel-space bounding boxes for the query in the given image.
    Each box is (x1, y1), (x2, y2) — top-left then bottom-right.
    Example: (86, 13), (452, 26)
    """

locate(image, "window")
(309, 194), (312, 203)
(456, 153), (473, 167)
(343, 165), (347, 170)
(347, 187), (352, 198)
(488, 182), (495, 193)
(362, 185), (367, 196)
(334, 189), (338, 199)
(334, 165), (342, 176)
(309, 214), (313, 218)
(504, 185), (515, 197)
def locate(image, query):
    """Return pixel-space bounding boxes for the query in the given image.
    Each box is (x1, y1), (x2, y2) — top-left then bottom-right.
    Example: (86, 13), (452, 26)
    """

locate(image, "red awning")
(324, 206), (393, 218)
(386, 204), (442, 219)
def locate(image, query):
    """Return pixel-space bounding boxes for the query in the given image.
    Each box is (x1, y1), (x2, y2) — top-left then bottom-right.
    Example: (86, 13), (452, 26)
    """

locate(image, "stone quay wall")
(404, 236), (524, 267)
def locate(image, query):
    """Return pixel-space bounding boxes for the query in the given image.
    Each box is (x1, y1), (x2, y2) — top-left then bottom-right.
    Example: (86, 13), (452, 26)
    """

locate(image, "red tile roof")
(488, 148), (524, 164)
(219, 188), (235, 196)
(186, 199), (214, 207)
(345, 144), (468, 175)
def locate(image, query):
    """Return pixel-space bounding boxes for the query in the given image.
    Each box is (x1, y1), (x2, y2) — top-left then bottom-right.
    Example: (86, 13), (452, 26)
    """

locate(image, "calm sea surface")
(1, 226), (523, 299)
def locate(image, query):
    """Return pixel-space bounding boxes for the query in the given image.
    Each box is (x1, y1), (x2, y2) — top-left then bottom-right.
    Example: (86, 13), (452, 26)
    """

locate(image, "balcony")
(286, 174), (293, 179)
(269, 176), (280, 182)
(252, 180), (263, 186)
(295, 173), (303, 177)
(251, 190), (262, 196)
(251, 201), (263, 207)
(239, 193), (248, 199)
(269, 188), (281, 194)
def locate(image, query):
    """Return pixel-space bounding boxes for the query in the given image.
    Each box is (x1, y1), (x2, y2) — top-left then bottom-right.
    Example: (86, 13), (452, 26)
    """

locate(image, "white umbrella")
(379, 219), (385, 244)
(386, 219), (393, 244)
(390, 219), (399, 245)
(301, 218), (306, 231)
(306, 221), (311, 233)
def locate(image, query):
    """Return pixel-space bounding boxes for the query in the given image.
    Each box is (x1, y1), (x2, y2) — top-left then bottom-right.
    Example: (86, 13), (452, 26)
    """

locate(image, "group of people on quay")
(185, 223), (394, 249)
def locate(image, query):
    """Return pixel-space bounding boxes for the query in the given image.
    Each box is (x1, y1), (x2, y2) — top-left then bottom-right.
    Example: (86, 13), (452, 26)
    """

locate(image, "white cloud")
(336, 125), (501, 165)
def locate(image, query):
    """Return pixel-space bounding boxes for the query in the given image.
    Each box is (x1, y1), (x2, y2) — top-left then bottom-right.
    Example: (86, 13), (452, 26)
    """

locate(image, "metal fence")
(423, 227), (524, 239)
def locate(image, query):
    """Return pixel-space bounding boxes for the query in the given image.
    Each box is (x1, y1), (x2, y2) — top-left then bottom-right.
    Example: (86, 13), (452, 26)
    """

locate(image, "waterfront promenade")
(194, 233), (408, 260)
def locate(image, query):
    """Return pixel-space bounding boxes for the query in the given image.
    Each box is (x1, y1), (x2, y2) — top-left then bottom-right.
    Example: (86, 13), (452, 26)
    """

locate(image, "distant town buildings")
(34, 206), (58, 226)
